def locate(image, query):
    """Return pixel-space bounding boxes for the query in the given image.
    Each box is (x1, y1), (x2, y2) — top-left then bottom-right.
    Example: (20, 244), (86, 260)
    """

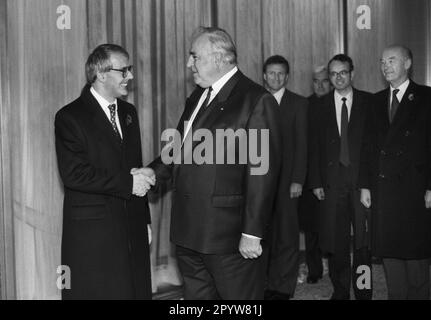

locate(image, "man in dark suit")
(298, 65), (332, 285)
(148, 27), (282, 300)
(262, 55), (308, 300)
(359, 45), (431, 300)
(309, 54), (372, 300)
(55, 44), (155, 299)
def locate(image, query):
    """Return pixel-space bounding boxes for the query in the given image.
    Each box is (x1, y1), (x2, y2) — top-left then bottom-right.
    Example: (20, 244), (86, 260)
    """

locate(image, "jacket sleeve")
(358, 97), (377, 190)
(55, 110), (133, 199)
(291, 98), (308, 185)
(308, 101), (323, 189)
(242, 93), (282, 238)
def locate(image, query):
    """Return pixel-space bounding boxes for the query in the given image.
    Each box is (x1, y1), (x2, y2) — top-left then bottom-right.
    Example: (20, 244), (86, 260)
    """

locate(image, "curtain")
(0, 0), (429, 299)
(1, 0), (211, 299)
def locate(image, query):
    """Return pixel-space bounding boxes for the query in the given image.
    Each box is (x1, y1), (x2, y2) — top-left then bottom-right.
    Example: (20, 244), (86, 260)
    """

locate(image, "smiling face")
(381, 47), (411, 88)
(329, 60), (353, 95)
(186, 34), (221, 88)
(263, 63), (289, 94)
(100, 52), (133, 101)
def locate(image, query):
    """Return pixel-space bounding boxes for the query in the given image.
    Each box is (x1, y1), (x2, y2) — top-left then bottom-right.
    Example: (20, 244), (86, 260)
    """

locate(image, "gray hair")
(192, 27), (237, 65)
(85, 44), (129, 84)
(313, 65), (328, 75)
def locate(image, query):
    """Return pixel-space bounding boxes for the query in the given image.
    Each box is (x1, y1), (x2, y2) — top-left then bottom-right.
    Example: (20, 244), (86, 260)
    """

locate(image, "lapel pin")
(408, 93), (414, 101)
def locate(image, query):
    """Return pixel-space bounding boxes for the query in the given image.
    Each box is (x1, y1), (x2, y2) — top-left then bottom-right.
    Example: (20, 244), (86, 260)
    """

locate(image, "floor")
(153, 254), (389, 300)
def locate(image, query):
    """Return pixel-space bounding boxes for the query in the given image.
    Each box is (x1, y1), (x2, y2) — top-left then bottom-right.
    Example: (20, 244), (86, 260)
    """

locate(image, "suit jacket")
(150, 70), (282, 254)
(270, 89), (308, 250)
(359, 81), (431, 259)
(298, 93), (325, 232)
(309, 88), (371, 254)
(55, 85), (151, 299)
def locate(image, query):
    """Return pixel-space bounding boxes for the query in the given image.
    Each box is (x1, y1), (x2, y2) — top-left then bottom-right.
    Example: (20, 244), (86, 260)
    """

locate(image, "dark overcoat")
(55, 86), (151, 299)
(359, 81), (431, 259)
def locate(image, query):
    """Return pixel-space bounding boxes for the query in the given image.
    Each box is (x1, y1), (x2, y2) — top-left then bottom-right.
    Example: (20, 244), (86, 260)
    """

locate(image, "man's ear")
(96, 70), (106, 83)
(350, 70), (355, 81)
(404, 58), (412, 71)
(213, 52), (224, 69)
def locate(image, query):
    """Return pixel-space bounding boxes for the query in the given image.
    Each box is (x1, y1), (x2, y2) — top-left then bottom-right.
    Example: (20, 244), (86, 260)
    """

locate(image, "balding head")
(381, 45), (412, 88)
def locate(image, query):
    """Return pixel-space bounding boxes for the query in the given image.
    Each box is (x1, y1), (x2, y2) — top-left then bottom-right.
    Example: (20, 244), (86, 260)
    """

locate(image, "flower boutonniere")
(126, 114), (133, 126)
(408, 93), (415, 101)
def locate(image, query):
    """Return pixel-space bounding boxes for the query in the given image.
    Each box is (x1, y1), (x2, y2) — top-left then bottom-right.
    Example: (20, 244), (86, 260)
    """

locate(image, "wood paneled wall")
(348, 0), (430, 92)
(217, 0), (343, 96)
(0, 0), (16, 300)
(0, 0), (430, 299)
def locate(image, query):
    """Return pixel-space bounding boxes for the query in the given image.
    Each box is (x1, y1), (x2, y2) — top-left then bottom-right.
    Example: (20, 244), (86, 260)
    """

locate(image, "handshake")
(131, 167), (156, 197)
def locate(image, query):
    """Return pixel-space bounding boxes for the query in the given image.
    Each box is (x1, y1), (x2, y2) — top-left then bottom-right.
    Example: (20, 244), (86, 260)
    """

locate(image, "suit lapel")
(348, 89), (364, 146)
(178, 87), (205, 136)
(385, 81), (417, 144)
(81, 87), (123, 150)
(327, 92), (340, 141)
(181, 71), (242, 161)
(117, 101), (128, 143)
(192, 70), (242, 131)
(280, 89), (289, 108)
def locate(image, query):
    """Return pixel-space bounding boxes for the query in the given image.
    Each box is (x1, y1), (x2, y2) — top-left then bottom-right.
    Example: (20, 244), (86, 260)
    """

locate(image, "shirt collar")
(90, 86), (118, 110)
(391, 79), (410, 97)
(272, 87), (286, 105)
(210, 66), (238, 95)
(334, 88), (353, 102)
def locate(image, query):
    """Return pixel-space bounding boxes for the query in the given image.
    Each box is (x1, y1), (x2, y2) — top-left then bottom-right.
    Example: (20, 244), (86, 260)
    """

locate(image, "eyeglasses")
(329, 70), (350, 78)
(109, 65), (133, 78)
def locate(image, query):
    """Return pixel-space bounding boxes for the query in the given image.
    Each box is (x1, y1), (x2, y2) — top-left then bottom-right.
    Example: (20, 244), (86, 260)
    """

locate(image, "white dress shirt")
(90, 86), (123, 138)
(182, 66), (239, 142)
(390, 79), (410, 105)
(334, 89), (353, 136)
(272, 87), (286, 105)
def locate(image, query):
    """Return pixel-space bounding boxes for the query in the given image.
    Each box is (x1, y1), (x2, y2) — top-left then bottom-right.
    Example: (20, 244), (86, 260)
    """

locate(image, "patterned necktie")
(390, 89), (400, 123)
(194, 86), (213, 122)
(108, 104), (122, 141)
(339, 97), (350, 166)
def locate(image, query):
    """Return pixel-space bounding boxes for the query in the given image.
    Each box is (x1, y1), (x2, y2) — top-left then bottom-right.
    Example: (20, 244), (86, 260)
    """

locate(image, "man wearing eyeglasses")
(55, 44), (155, 299)
(309, 54), (372, 300)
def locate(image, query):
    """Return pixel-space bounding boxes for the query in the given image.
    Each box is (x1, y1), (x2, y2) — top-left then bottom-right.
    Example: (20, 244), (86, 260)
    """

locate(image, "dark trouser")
(176, 245), (267, 300)
(382, 258), (430, 300)
(267, 244), (299, 296)
(305, 231), (323, 279)
(328, 164), (372, 300)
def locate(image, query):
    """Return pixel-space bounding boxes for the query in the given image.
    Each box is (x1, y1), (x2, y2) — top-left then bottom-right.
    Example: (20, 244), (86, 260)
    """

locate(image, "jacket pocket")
(212, 195), (243, 208)
(69, 204), (106, 221)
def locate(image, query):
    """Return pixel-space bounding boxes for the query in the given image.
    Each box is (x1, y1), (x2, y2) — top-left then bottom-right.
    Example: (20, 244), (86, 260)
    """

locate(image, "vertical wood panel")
(217, 0), (263, 83)
(218, 0), (343, 96)
(0, 0), (17, 300)
(428, 1), (431, 85)
(2, 0), (430, 300)
(87, 0), (108, 49)
(348, 0), (429, 92)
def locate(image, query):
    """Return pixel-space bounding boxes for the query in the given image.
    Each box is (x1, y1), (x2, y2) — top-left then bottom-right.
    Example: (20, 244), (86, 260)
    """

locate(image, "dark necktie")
(108, 104), (122, 141)
(194, 87), (213, 122)
(390, 89), (400, 123)
(339, 97), (350, 166)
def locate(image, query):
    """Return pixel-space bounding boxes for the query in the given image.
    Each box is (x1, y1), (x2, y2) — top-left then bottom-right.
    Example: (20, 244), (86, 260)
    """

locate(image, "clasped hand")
(131, 167), (156, 197)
